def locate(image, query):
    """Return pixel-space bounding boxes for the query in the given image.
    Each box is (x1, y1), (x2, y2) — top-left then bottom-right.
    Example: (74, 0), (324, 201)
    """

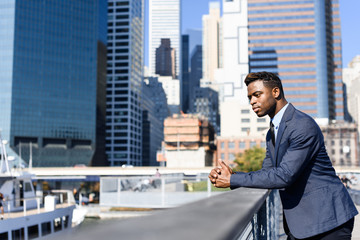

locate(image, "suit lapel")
(274, 121), (286, 166)
(274, 104), (295, 166)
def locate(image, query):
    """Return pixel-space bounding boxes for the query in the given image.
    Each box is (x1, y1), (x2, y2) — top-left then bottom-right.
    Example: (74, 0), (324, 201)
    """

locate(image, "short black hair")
(244, 71), (284, 96)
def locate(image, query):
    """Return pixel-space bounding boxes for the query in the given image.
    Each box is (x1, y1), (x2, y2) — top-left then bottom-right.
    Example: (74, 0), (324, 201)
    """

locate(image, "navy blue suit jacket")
(230, 104), (358, 238)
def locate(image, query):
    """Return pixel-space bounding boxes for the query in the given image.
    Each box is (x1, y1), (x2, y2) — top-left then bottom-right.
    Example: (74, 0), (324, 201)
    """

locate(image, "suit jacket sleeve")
(261, 143), (273, 169)
(230, 118), (320, 189)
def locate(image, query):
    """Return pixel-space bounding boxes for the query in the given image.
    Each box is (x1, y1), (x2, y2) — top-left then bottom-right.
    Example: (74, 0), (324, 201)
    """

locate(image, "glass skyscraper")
(0, 1), (107, 167)
(106, 0), (144, 166)
(248, 0), (344, 120)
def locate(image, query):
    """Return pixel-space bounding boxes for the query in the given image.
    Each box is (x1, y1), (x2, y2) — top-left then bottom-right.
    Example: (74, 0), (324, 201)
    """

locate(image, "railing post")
(7, 201), (10, 218)
(37, 198), (41, 213)
(161, 177), (165, 207)
(23, 199), (27, 216)
(117, 178), (121, 206)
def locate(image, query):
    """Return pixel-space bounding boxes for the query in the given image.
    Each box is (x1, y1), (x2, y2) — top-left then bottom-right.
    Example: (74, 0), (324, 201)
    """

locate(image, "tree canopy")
(233, 146), (265, 172)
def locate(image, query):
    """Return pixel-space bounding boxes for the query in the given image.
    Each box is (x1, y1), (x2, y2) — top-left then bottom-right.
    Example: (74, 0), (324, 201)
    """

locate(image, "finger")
(219, 160), (233, 175)
(219, 159), (228, 168)
(208, 174), (216, 183)
(212, 168), (221, 177)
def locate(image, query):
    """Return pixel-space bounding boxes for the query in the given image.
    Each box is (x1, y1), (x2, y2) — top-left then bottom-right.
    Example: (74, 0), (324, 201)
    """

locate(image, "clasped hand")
(208, 160), (234, 188)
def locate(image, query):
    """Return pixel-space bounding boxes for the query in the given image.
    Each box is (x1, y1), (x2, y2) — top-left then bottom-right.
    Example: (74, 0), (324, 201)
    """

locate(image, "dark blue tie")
(270, 121), (275, 146)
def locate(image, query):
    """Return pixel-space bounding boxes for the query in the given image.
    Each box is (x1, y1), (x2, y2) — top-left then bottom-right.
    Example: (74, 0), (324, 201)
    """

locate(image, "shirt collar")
(271, 103), (289, 128)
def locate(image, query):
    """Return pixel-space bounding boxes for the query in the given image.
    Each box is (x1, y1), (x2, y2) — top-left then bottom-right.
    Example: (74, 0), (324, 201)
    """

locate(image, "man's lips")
(252, 107), (260, 113)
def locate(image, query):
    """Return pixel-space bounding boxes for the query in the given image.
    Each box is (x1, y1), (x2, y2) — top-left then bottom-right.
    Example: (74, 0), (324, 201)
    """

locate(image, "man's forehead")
(247, 80), (265, 92)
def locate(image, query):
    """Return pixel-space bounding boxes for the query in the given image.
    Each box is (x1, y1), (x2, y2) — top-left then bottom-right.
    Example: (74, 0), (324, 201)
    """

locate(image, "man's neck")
(270, 99), (288, 119)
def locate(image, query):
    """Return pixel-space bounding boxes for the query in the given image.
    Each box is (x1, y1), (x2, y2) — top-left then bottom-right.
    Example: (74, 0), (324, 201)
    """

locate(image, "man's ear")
(272, 87), (281, 99)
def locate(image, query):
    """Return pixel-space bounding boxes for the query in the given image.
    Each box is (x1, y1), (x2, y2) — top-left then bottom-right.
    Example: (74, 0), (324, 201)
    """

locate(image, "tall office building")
(247, 0), (344, 121)
(149, 0), (181, 77)
(189, 45), (203, 112)
(185, 29), (202, 56)
(181, 35), (190, 113)
(192, 87), (220, 135)
(156, 76), (180, 115)
(201, 2), (222, 89)
(217, 0), (344, 137)
(106, 0), (144, 166)
(141, 79), (168, 166)
(155, 38), (176, 79)
(0, 1), (107, 167)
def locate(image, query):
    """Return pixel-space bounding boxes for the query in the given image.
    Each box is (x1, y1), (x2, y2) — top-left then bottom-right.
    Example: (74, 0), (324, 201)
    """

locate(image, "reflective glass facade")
(0, 1), (107, 167)
(248, 0), (344, 120)
(106, 0), (144, 166)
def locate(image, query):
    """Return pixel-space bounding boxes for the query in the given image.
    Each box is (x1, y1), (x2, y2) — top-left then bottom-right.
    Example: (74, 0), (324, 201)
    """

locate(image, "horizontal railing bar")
(64, 188), (270, 240)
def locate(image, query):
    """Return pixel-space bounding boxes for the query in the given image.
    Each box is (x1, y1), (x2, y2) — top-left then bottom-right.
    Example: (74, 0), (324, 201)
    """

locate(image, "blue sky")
(145, 0), (360, 68)
(339, 0), (360, 67)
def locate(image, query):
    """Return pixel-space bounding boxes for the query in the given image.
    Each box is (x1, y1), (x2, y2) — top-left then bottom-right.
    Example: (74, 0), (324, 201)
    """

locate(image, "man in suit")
(209, 72), (358, 239)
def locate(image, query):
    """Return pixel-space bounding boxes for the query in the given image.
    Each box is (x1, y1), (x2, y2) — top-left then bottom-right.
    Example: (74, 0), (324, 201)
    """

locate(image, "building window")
(229, 153), (235, 161)
(257, 127), (267, 132)
(241, 109), (250, 114)
(250, 141), (256, 148)
(221, 142), (225, 149)
(257, 118), (266, 122)
(340, 158), (345, 166)
(228, 142), (235, 149)
(241, 127), (250, 132)
(260, 141), (266, 148)
(221, 153), (225, 159)
(239, 142), (245, 149)
(241, 118), (250, 123)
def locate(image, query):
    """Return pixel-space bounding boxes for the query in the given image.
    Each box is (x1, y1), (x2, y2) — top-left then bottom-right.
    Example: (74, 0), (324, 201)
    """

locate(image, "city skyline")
(145, 0), (360, 68)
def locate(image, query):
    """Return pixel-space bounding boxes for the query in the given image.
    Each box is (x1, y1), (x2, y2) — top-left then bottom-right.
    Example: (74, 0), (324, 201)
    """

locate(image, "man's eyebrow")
(248, 91), (262, 98)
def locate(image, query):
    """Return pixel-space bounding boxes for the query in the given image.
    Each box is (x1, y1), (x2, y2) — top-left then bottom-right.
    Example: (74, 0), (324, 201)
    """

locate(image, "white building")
(201, 2), (222, 90)
(343, 55), (360, 128)
(106, 0), (144, 166)
(213, 0), (269, 137)
(149, 0), (181, 77)
(149, 76), (180, 115)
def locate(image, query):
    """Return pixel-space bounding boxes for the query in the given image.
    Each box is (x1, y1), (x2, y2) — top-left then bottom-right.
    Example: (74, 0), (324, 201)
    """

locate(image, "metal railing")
(3, 190), (75, 219)
(66, 187), (282, 240)
(4, 197), (41, 217)
(100, 175), (224, 208)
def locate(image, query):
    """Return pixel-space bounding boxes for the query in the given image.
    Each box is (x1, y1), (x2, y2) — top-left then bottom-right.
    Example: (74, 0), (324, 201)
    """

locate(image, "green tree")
(233, 146), (266, 172)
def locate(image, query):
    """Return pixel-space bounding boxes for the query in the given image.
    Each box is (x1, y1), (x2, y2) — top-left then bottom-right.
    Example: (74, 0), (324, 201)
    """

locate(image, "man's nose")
(249, 96), (256, 105)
